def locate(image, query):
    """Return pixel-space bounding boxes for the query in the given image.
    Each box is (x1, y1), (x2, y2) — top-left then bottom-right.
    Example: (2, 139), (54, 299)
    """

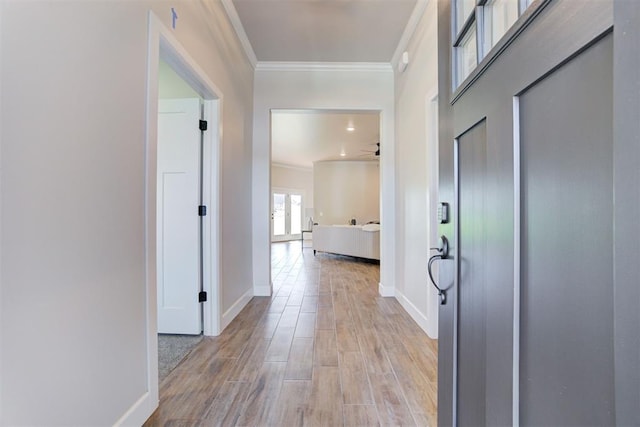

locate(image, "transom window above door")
(453, 0), (536, 89)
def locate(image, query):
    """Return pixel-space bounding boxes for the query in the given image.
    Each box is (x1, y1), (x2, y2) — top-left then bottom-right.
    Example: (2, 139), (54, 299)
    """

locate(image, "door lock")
(428, 235), (450, 304)
(431, 235), (449, 259)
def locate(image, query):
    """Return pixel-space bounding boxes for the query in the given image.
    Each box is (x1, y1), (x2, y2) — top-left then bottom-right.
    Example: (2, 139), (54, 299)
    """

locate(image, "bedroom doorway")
(144, 13), (223, 412)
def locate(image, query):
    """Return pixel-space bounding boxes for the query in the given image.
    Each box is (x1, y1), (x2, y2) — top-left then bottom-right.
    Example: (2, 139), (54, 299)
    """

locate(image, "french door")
(271, 190), (303, 242)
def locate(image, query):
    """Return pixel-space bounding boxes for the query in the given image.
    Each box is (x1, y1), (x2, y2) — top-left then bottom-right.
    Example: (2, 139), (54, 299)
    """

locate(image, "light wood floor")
(145, 242), (438, 426)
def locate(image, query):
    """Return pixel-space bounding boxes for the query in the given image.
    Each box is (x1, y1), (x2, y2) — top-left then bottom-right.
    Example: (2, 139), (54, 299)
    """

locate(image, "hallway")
(145, 242), (437, 426)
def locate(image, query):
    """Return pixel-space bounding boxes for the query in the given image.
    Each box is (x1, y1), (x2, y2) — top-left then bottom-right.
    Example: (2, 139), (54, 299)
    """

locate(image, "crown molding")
(221, 0), (428, 72)
(255, 62), (393, 72)
(313, 158), (380, 165)
(271, 162), (313, 172)
(390, 0), (430, 71)
(220, 0), (258, 68)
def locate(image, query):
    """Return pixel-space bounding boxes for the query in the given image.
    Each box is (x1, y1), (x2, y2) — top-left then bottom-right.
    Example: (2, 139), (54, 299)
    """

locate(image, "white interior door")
(271, 190), (303, 242)
(157, 98), (202, 334)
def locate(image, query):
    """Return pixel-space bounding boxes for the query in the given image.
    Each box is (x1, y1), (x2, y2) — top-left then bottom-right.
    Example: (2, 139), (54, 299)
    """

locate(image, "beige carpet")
(158, 334), (203, 382)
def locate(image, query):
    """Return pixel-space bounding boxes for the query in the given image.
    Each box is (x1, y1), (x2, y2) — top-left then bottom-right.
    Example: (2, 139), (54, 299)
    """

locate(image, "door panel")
(456, 120), (488, 425)
(290, 194), (302, 235)
(271, 191), (303, 242)
(272, 192), (286, 238)
(519, 35), (614, 425)
(157, 98), (202, 335)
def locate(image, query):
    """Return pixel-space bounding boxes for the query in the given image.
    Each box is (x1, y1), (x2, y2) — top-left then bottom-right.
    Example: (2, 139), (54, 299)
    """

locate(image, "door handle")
(428, 235), (450, 305)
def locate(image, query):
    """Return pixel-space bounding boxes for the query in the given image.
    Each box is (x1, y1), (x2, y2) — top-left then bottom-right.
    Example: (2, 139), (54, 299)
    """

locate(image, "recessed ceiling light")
(346, 126), (355, 132)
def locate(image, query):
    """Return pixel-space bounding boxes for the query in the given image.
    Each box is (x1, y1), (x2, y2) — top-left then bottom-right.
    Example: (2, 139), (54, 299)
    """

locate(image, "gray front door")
(436, 0), (631, 424)
(518, 35), (614, 425)
(455, 120), (489, 425)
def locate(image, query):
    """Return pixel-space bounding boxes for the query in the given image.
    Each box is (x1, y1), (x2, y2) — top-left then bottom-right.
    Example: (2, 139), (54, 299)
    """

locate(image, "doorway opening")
(156, 60), (204, 381)
(269, 109), (382, 281)
(142, 11), (223, 415)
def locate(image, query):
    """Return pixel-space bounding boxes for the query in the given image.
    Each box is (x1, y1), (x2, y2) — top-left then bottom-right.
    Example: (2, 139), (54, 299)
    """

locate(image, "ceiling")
(231, 0), (417, 62)
(271, 110), (380, 168)
(227, 1), (416, 168)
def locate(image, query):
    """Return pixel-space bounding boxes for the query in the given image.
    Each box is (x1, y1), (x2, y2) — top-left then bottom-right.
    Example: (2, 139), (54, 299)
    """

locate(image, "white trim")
(512, 96), (521, 426)
(219, 0), (258, 68)
(253, 284), (273, 297)
(140, 13), (162, 425)
(203, 99), (223, 337)
(0, 0), (4, 421)
(126, 11), (224, 425)
(221, 289), (253, 331)
(425, 91), (440, 340)
(395, 289), (430, 335)
(391, 0), (431, 69)
(378, 282), (395, 297)
(271, 108), (382, 115)
(272, 186), (306, 196)
(314, 159), (379, 165)
(256, 61), (393, 72)
(271, 162), (313, 173)
(113, 392), (154, 427)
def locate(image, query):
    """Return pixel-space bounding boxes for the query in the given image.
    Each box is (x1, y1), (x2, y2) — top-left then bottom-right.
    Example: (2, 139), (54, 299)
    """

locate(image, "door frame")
(426, 91), (440, 339)
(261, 108), (388, 298)
(130, 11), (223, 424)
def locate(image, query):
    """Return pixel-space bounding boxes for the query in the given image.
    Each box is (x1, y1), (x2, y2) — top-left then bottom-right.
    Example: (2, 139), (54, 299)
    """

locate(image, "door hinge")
(199, 291), (207, 302)
(199, 120), (208, 131)
(198, 205), (207, 216)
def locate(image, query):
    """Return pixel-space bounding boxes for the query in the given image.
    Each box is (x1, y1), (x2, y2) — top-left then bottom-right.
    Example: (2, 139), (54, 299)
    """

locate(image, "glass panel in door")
(271, 191), (303, 242)
(290, 194), (302, 235)
(273, 193), (286, 237)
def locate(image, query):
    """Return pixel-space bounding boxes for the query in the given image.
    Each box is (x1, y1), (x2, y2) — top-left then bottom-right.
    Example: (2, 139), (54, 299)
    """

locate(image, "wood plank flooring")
(145, 242), (438, 426)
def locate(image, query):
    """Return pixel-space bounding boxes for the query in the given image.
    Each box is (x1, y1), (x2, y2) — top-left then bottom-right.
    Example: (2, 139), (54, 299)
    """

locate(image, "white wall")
(271, 163), (314, 210)
(159, 59), (200, 99)
(393, 0), (439, 338)
(0, 1), (253, 425)
(253, 66), (395, 296)
(314, 160), (380, 225)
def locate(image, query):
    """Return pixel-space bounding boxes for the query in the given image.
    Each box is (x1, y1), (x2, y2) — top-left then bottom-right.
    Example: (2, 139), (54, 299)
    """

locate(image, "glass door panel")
(271, 191), (304, 242)
(273, 193), (286, 237)
(290, 194), (302, 235)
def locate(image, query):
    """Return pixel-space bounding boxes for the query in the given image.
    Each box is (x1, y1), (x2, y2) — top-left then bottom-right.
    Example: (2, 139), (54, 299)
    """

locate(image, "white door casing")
(157, 98), (202, 335)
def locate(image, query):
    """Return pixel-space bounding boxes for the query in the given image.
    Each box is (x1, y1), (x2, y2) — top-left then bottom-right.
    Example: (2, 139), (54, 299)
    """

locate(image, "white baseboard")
(113, 391), (156, 427)
(395, 289), (437, 339)
(253, 283), (272, 297)
(221, 289), (253, 331)
(378, 282), (395, 297)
